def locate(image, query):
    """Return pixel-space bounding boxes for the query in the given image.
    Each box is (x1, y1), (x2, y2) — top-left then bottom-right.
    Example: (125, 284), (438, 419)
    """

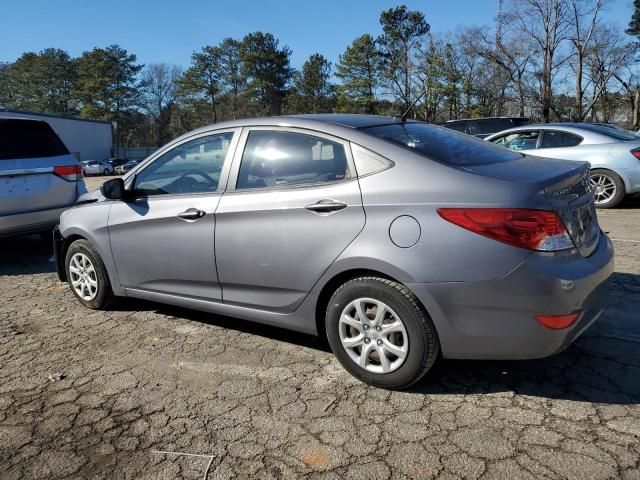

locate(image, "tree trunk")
(573, 51), (583, 122)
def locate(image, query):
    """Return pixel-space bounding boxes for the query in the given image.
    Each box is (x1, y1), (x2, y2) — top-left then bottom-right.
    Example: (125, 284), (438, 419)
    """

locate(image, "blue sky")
(1, 0), (634, 68)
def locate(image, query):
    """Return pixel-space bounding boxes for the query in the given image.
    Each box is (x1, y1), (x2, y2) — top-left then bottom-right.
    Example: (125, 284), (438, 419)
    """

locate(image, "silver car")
(82, 159), (114, 176)
(53, 115), (614, 389)
(0, 118), (87, 237)
(486, 123), (640, 208)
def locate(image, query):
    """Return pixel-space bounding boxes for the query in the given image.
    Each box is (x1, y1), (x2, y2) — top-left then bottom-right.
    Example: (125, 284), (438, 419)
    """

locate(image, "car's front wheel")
(591, 169), (625, 208)
(103, 168), (109, 175)
(325, 277), (440, 389)
(65, 239), (114, 309)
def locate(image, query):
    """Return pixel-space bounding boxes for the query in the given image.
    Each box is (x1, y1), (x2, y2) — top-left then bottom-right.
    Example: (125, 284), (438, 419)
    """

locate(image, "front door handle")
(178, 208), (205, 220)
(305, 199), (348, 214)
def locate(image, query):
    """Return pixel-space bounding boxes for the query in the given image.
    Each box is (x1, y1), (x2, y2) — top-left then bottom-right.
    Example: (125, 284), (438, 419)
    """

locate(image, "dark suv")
(443, 117), (530, 138)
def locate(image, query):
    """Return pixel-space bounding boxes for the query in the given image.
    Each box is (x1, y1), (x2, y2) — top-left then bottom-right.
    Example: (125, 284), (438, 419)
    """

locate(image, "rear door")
(108, 129), (239, 300)
(0, 119), (81, 216)
(215, 127), (365, 312)
(536, 130), (584, 161)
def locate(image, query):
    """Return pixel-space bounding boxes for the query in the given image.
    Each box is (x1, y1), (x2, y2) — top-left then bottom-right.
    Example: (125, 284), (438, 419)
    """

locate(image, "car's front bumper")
(409, 231), (615, 360)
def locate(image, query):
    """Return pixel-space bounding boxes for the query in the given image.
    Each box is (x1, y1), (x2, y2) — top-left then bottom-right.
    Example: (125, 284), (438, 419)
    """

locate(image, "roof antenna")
(399, 80), (428, 122)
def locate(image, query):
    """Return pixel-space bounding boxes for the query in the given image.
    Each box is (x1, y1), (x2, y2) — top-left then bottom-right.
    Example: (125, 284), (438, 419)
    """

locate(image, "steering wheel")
(175, 169), (217, 192)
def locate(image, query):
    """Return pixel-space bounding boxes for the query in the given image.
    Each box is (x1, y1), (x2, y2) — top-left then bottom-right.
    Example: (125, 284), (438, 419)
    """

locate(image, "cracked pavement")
(0, 184), (639, 479)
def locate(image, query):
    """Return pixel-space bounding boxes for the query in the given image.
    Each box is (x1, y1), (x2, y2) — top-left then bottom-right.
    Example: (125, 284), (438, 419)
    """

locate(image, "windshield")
(363, 122), (523, 166)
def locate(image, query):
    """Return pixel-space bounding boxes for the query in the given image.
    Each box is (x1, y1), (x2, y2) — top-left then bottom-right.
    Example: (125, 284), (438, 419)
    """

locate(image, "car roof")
(484, 122), (635, 144)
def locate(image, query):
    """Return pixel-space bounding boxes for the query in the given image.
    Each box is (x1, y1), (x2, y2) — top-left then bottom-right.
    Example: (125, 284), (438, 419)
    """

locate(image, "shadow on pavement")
(0, 234), (55, 275)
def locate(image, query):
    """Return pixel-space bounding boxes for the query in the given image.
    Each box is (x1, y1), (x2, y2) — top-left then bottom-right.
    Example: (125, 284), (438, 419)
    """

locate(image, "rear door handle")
(178, 208), (205, 220)
(305, 199), (348, 214)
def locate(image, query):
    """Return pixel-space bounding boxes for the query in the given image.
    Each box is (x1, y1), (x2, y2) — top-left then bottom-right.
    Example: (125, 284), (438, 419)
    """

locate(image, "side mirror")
(101, 177), (127, 200)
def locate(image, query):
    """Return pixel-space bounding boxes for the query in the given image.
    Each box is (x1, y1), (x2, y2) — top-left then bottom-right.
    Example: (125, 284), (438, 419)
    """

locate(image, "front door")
(108, 130), (238, 300)
(215, 127), (365, 312)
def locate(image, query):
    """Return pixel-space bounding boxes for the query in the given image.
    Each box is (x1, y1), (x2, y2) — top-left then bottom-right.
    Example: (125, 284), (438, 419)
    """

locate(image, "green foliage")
(74, 45), (142, 121)
(1, 49), (77, 115)
(240, 32), (292, 115)
(626, 0), (640, 40)
(287, 54), (333, 113)
(377, 5), (430, 113)
(335, 34), (380, 114)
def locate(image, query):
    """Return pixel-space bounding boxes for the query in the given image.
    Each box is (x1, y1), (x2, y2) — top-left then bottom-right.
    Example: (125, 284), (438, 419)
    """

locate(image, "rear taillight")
(535, 312), (581, 329)
(53, 165), (83, 181)
(437, 208), (575, 251)
(631, 147), (640, 160)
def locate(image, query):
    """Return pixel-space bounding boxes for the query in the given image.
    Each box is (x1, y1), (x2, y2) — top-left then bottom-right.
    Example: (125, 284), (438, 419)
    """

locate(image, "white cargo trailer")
(0, 109), (112, 161)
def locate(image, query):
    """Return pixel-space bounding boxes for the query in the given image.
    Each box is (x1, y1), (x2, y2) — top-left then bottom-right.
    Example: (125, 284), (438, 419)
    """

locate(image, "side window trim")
(123, 128), (241, 196)
(225, 126), (357, 193)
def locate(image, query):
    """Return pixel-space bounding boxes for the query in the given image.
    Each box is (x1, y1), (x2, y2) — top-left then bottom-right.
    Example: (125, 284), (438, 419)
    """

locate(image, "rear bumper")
(409, 231), (615, 360)
(0, 206), (69, 238)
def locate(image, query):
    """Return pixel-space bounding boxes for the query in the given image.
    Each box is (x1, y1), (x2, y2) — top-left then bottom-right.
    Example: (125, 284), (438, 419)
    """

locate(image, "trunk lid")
(464, 155), (600, 257)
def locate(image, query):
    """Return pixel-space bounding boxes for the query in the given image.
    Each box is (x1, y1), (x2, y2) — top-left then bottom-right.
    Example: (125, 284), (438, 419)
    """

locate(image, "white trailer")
(0, 109), (112, 161)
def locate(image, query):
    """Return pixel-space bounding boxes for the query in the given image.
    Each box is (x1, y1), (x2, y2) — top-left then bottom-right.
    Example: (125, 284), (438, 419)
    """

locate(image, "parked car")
(114, 160), (139, 175)
(82, 160), (114, 176)
(0, 118), (87, 238)
(106, 157), (128, 171)
(443, 117), (530, 138)
(486, 123), (640, 208)
(53, 114), (613, 389)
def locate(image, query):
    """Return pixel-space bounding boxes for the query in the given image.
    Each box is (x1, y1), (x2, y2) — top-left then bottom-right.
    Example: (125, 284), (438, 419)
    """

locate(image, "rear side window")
(541, 131), (582, 148)
(363, 123), (522, 166)
(0, 119), (69, 160)
(236, 130), (349, 190)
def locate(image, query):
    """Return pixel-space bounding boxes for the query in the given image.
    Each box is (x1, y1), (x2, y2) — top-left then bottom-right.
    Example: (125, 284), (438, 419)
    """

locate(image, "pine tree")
(335, 34), (380, 114)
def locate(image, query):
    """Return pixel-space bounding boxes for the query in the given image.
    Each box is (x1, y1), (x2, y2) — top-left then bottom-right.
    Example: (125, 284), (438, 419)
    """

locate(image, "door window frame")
(122, 127), (242, 199)
(225, 126), (358, 194)
(539, 129), (584, 149)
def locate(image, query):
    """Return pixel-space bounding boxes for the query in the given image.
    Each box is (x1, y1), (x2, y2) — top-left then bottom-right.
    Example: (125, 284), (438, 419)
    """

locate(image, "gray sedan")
(486, 123), (640, 208)
(53, 115), (613, 389)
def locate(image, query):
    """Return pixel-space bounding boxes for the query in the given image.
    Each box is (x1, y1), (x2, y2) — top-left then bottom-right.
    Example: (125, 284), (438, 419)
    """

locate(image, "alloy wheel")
(69, 253), (98, 301)
(339, 297), (409, 374)
(590, 173), (617, 205)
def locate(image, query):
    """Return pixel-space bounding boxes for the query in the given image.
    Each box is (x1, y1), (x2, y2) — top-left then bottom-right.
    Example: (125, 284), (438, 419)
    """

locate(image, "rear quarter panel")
(336, 147), (541, 284)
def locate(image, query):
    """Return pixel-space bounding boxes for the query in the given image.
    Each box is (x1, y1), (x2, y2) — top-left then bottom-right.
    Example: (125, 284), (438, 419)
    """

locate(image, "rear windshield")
(579, 124), (637, 141)
(363, 122), (523, 166)
(0, 119), (69, 160)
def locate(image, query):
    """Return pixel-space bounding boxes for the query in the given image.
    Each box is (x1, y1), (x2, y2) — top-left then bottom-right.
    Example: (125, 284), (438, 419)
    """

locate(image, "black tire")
(103, 168), (109, 176)
(65, 239), (114, 309)
(325, 277), (440, 389)
(591, 169), (625, 209)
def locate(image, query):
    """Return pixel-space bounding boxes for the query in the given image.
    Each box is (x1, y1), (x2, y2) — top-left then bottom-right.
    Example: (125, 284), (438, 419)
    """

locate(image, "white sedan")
(486, 123), (640, 208)
(82, 160), (114, 176)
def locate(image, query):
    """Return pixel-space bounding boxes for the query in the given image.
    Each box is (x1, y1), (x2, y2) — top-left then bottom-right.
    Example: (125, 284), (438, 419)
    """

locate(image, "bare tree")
(507, 0), (571, 122)
(568, 0), (610, 120)
(141, 63), (182, 145)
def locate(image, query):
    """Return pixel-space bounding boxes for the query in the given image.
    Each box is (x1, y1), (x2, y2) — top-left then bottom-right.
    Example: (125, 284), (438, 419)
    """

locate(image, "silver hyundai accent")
(54, 115), (614, 389)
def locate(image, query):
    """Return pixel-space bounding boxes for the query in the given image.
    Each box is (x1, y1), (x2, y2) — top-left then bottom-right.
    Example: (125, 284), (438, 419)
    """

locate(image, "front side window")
(540, 131), (583, 148)
(491, 131), (539, 151)
(236, 130), (349, 190)
(134, 132), (233, 196)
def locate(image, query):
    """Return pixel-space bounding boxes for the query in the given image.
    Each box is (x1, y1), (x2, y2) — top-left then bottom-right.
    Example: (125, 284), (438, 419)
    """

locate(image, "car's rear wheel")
(590, 169), (625, 208)
(325, 277), (439, 389)
(65, 239), (114, 309)
(102, 168), (109, 175)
